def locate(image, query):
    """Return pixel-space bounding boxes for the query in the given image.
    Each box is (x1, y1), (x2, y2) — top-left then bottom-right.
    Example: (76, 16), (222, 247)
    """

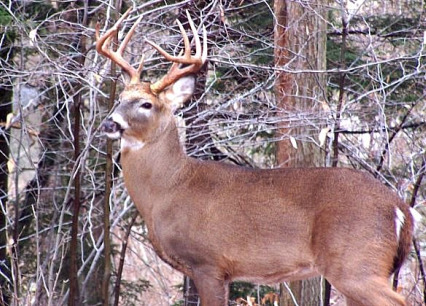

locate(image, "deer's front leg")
(192, 268), (229, 306)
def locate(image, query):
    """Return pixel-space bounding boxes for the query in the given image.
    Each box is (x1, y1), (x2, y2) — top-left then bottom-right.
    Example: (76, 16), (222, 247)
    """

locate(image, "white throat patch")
(121, 138), (145, 151)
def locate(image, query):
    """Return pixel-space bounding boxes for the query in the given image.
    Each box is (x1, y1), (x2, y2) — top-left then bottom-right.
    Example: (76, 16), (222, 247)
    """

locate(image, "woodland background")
(0, 0), (425, 305)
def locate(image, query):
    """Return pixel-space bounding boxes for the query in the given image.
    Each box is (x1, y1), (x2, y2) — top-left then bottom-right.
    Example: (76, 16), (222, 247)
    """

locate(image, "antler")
(148, 10), (207, 94)
(96, 8), (144, 85)
(96, 9), (207, 92)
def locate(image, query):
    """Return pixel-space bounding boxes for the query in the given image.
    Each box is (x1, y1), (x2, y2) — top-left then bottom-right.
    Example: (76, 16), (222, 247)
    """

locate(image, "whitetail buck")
(96, 9), (416, 306)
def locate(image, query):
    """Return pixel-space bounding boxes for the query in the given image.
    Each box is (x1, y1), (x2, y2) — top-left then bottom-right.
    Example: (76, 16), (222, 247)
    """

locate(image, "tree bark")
(274, 0), (327, 305)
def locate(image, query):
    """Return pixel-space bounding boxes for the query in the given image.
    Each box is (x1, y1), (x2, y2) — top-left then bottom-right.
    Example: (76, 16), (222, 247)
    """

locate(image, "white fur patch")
(137, 107), (152, 116)
(395, 207), (405, 241)
(105, 130), (121, 140)
(121, 138), (145, 151)
(110, 113), (129, 129)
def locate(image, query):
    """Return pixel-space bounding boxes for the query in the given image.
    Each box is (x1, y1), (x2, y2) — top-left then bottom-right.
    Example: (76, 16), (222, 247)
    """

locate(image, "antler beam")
(96, 8), (144, 85)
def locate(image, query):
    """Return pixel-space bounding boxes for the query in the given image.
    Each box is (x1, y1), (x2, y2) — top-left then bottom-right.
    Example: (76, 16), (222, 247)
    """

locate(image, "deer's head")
(96, 9), (207, 150)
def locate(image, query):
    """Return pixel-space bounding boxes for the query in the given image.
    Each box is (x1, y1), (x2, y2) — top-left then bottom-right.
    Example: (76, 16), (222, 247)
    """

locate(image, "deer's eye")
(140, 102), (152, 110)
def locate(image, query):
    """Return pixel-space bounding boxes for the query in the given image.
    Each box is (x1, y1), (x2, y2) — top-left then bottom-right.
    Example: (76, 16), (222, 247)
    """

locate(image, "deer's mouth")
(102, 119), (124, 139)
(102, 113), (130, 139)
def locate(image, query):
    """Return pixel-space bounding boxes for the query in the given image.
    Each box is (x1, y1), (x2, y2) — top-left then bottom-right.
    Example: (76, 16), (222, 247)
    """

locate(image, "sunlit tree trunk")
(274, 0), (327, 305)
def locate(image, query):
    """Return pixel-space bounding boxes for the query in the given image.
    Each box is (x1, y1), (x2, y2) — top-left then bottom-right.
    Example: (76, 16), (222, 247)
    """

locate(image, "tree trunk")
(67, 5), (90, 305)
(0, 8), (15, 303)
(274, 0), (327, 305)
(0, 79), (13, 306)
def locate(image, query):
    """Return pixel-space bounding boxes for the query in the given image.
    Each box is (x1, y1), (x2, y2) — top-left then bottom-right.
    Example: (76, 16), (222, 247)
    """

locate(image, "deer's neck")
(120, 119), (190, 217)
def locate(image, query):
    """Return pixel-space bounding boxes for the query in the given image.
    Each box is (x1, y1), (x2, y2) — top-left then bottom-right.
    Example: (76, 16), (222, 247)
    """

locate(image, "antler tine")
(186, 11), (201, 59)
(202, 25), (208, 63)
(176, 19), (192, 60)
(96, 8), (144, 85)
(148, 11), (207, 94)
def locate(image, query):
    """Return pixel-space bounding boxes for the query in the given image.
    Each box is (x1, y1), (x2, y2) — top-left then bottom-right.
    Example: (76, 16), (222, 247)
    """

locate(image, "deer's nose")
(103, 119), (121, 133)
(102, 119), (123, 139)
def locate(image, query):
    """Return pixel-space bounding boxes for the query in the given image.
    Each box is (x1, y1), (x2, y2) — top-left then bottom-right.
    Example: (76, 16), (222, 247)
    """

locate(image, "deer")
(96, 8), (416, 306)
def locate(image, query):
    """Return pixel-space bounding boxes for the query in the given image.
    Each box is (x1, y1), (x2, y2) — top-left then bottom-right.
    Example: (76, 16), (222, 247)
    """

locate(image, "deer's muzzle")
(102, 118), (123, 139)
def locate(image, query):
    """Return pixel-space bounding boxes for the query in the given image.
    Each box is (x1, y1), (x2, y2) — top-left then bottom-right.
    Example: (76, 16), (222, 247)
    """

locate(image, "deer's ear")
(160, 76), (195, 111)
